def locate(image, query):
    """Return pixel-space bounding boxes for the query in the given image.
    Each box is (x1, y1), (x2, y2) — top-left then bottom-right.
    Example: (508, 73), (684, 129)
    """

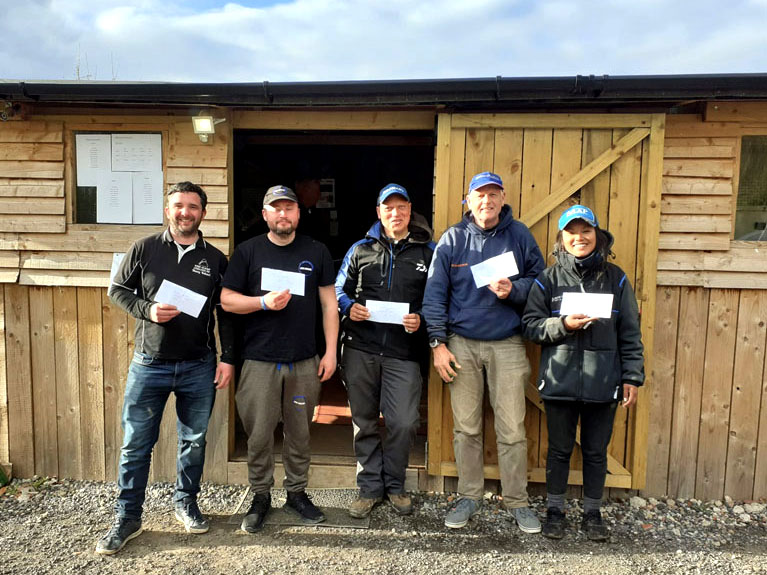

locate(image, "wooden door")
(428, 113), (665, 489)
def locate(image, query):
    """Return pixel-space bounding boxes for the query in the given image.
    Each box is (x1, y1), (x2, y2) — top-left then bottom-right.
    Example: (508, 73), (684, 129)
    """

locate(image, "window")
(736, 136), (767, 241)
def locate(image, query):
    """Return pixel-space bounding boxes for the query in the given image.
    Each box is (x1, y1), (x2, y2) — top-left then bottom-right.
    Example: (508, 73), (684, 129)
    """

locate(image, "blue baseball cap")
(558, 204), (599, 230)
(377, 183), (410, 205)
(468, 171), (504, 193)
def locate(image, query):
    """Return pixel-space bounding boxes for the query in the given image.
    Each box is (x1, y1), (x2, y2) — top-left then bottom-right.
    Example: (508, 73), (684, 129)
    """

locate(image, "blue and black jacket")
(422, 204), (545, 342)
(335, 216), (435, 361)
(522, 230), (645, 403)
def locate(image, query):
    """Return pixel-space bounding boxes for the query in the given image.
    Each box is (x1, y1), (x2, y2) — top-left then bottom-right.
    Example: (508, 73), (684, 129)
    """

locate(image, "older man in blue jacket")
(422, 172), (544, 532)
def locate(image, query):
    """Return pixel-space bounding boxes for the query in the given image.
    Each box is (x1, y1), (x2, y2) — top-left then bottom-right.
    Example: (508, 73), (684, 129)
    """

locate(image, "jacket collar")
(162, 228), (207, 249)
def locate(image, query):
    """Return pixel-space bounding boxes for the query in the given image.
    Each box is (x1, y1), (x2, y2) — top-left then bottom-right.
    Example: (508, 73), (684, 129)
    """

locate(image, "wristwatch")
(429, 338), (444, 349)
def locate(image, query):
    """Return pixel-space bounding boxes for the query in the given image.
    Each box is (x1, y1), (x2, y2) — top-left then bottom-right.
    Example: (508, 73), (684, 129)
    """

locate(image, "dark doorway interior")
(231, 129), (434, 466)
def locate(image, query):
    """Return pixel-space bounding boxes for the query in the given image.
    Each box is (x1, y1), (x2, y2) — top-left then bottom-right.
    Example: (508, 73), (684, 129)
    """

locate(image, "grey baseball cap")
(263, 185), (298, 207)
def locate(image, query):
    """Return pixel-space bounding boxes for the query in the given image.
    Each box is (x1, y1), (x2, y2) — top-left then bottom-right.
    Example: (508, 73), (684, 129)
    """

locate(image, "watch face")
(430, 339), (440, 348)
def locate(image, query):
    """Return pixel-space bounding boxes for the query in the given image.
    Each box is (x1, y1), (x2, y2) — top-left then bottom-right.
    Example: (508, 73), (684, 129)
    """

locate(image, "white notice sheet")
(559, 292), (614, 319)
(109, 253), (126, 285)
(112, 133), (162, 173)
(154, 279), (207, 318)
(366, 300), (409, 325)
(470, 251), (519, 288)
(97, 171), (133, 223)
(75, 133), (111, 186)
(261, 268), (306, 296)
(132, 172), (164, 224)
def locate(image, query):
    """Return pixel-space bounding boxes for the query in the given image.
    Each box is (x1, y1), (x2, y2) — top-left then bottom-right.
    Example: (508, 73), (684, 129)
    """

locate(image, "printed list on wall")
(75, 133), (163, 224)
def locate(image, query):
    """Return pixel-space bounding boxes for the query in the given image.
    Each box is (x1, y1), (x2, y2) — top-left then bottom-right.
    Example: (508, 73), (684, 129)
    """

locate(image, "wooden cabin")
(1, 75), (767, 499)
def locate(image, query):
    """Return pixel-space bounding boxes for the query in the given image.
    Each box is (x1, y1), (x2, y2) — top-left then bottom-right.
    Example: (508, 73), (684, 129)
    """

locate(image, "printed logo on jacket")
(193, 258), (211, 277)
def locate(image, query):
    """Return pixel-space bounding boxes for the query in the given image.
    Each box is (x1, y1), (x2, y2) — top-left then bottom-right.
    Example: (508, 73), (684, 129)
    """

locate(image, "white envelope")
(154, 279), (207, 319)
(366, 300), (409, 325)
(261, 267), (306, 297)
(559, 292), (614, 319)
(470, 251), (519, 288)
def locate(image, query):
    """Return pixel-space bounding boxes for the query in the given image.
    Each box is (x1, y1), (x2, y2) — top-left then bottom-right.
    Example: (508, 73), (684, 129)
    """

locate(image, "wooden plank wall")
(0, 113), (232, 477)
(0, 284), (230, 483)
(645, 286), (767, 500)
(658, 111), (767, 288)
(0, 114), (231, 290)
(644, 105), (767, 499)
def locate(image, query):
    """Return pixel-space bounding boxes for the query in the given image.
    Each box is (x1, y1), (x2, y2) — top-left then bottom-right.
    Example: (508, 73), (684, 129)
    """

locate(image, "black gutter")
(2, 74), (767, 108)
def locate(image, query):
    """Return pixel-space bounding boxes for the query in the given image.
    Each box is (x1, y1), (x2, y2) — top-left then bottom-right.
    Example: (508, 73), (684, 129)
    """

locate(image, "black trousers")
(544, 400), (618, 500)
(341, 347), (422, 498)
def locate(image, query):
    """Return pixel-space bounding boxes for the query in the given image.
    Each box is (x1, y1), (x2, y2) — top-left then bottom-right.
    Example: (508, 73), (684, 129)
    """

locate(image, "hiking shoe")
(175, 500), (209, 534)
(241, 492), (271, 533)
(512, 506), (542, 534)
(285, 490), (326, 524)
(542, 507), (567, 539)
(444, 497), (480, 529)
(388, 492), (413, 516)
(581, 510), (609, 541)
(348, 494), (383, 518)
(95, 517), (143, 555)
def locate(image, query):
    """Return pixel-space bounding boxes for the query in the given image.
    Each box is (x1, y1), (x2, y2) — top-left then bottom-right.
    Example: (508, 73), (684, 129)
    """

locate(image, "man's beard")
(170, 217), (200, 238)
(269, 221), (295, 236)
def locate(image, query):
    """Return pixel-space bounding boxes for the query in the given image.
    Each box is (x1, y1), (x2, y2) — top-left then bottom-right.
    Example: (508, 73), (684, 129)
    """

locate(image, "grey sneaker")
(512, 506), (542, 534)
(444, 497), (480, 529)
(175, 500), (209, 534)
(95, 518), (143, 555)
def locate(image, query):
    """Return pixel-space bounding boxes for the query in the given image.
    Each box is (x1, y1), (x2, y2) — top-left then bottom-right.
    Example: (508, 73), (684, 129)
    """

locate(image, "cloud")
(0, 0), (765, 82)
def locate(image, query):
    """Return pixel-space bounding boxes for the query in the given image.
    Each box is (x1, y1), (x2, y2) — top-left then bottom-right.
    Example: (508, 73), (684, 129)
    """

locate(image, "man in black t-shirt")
(221, 185), (338, 532)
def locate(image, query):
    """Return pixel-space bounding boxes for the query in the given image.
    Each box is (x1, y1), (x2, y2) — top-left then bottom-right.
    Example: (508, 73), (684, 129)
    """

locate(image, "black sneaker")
(285, 490), (326, 524)
(241, 492), (271, 533)
(175, 500), (209, 534)
(581, 510), (609, 541)
(542, 507), (567, 540)
(95, 518), (143, 555)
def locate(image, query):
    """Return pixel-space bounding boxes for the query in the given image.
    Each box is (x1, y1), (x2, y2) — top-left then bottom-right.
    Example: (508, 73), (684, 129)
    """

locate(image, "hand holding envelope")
(560, 292), (614, 330)
(263, 289), (291, 311)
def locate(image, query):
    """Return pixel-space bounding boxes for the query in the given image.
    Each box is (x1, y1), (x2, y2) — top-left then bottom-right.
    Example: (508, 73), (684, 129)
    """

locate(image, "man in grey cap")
(221, 185), (339, 532)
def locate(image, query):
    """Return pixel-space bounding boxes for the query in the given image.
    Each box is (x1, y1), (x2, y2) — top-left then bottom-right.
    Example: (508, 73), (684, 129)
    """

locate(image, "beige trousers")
(447, 333), (531, 507)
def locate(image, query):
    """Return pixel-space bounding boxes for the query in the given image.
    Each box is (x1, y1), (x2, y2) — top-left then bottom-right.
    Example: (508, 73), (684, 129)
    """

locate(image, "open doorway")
(231, 128), (435, 470)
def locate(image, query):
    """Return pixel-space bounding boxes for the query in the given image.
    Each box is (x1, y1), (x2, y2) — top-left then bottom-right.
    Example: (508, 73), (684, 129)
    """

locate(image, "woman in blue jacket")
(522, 205), (644, 541)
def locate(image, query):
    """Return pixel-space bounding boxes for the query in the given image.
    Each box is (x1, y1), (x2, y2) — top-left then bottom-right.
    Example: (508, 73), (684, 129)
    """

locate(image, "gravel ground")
(2, 478), (767, 574)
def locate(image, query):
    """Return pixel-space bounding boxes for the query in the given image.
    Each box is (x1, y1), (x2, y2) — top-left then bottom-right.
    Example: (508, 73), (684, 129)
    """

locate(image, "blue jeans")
(116, 352), (216, 520)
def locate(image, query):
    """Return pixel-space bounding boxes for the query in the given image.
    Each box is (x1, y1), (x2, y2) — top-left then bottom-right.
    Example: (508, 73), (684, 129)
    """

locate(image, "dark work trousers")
(341, 346), (422, 498)
(543, 400), (618, 500)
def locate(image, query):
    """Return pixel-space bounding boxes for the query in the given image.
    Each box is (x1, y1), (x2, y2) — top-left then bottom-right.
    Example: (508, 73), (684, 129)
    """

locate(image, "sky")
(0, 0), (765, 83)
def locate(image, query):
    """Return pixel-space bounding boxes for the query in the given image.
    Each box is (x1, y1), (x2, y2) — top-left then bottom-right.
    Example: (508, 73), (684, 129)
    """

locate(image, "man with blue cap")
(336, 183), (435, 518)
(422, 171), (545, 532)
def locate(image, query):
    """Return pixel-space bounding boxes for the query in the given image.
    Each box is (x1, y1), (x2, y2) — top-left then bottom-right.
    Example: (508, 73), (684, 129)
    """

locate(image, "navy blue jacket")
(335, 217), (435, 361)
(422, 205), (544, 342)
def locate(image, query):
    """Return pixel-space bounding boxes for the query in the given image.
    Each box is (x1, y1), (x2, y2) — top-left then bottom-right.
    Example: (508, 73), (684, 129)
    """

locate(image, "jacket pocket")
(541, 348), (577, 399)
(581, 350), (621, 402)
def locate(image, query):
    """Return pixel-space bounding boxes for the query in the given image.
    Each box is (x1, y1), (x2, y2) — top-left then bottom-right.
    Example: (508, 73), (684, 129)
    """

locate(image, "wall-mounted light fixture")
(192, 115), (226, 143)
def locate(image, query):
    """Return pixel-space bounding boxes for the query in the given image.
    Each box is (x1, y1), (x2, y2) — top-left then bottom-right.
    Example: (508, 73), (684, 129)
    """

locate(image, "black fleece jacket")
(522, 231), (644, 403)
